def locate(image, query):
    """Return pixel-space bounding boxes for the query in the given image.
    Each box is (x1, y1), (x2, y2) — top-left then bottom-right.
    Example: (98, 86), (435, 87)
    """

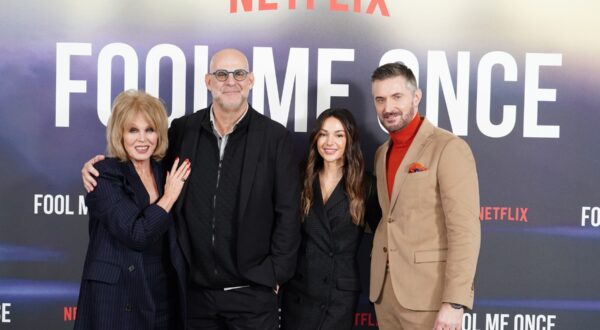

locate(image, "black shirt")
(183, 111), (250, 288)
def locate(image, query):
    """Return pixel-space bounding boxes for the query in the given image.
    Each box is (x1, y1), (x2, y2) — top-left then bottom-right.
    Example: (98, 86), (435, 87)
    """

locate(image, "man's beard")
(214, 94), (246, 112)
(382, 108), (415, 133)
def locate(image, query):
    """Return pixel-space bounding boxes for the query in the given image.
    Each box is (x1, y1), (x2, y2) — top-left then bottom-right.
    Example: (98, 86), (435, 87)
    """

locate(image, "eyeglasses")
(210, 69), (249, 82)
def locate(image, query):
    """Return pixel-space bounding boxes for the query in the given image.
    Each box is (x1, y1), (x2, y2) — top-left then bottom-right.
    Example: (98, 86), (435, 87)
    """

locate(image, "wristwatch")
(450, 303), (464, 310)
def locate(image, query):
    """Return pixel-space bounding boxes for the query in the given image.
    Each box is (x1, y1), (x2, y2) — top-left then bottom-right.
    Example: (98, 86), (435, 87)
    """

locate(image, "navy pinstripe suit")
(75, 158), (187, 330)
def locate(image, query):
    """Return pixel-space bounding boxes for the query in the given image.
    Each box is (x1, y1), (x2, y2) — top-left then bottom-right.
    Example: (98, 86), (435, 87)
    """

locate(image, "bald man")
(83, 49), (301, 329)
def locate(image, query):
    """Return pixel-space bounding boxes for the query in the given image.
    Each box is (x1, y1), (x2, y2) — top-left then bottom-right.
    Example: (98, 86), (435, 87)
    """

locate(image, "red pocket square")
(408, 162), (427, 173)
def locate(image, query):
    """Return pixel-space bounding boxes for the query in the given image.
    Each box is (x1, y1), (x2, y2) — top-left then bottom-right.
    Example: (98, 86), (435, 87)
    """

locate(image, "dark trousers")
(187, 285), (279, 330)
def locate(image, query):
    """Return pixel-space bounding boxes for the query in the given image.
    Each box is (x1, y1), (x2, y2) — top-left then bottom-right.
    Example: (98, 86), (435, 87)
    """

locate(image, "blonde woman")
(75, 90), (190, 330)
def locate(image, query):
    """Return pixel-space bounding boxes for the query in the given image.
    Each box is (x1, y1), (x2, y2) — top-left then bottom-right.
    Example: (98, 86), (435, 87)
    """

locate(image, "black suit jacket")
(282, 174), (381, 330)
(75, 158), (187, 330)
(166, 105), (301, 288)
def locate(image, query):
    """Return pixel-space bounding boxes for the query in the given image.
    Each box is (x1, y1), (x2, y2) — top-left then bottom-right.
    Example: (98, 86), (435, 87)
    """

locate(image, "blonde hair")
(106, 89), (169, 162)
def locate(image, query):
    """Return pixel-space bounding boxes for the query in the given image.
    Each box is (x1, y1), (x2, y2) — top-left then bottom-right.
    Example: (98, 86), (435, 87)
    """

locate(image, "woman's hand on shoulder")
(157, 157), (191, 212)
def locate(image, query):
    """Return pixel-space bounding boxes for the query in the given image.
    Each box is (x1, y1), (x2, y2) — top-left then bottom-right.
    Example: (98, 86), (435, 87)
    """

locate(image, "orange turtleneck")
(386, 114), (423, 199)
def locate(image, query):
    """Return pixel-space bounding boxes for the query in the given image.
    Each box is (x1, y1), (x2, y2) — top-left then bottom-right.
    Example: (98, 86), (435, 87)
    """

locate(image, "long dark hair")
(301, 108), (365, 225)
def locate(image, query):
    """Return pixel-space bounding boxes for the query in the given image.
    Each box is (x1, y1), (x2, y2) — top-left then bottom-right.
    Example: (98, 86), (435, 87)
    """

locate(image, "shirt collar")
(209, 103), (249, 137)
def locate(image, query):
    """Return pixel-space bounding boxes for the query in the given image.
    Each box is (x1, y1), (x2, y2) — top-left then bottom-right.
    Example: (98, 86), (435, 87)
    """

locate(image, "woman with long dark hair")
(282, 108), (381, 330)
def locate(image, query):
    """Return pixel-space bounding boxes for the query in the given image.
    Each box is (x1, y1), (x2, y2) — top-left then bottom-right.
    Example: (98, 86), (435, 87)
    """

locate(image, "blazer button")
(383, 247), (388, 253)
(320, 304), (326, 310)
(128, 265), (135, 272)
(125, 304), (132, 312)
(328, 252), (334, 257)
(388, 218), (394, 223)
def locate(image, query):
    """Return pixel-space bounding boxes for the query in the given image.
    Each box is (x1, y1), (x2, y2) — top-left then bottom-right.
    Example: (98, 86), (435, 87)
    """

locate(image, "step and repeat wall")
(1, 1), (599, 329)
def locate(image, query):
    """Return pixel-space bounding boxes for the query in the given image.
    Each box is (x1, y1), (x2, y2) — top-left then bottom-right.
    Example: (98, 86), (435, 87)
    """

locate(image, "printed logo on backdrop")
(229, 0), (390, 16)
(480, 206), (529, 224)
(352, 311), (560, 329)
(64, 306), (77, 322)
(33, 194), (87, 216)
(1, 303), (11, 324)
(581, 206), (600, 227)
(355, 312), (378, 327)
(55, 43), (563, 139)
(463, 313), (557, 330)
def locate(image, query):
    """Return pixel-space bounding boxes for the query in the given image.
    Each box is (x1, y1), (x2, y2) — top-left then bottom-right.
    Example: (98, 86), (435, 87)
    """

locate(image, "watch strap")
(450, 303), (464, 309)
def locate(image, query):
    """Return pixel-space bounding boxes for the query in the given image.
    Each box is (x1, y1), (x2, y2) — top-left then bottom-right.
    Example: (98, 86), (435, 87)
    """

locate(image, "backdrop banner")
(1, 1), (599, 329)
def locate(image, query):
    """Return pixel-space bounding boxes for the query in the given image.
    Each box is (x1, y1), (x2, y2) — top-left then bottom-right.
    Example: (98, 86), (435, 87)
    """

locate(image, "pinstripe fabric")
(282, 174), (381, 330)
(74, 158), (186, 330)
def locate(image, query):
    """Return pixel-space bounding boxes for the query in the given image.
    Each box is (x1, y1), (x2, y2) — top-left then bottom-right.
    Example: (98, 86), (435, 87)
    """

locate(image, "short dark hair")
(371, 62), (418, 91)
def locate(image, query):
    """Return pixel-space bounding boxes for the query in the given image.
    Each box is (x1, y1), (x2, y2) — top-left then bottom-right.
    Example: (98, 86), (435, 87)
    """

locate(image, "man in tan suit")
(369, 62), (480, 330)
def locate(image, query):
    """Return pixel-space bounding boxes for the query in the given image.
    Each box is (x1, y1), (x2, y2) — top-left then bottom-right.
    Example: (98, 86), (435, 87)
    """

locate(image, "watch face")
(450, 303), (464, 309)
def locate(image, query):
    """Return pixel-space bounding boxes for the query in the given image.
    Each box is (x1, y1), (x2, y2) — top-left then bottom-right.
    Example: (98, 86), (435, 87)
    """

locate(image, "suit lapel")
(388, 118), (434, 212)
(123, 161), (148, 208)
(237, 108), (266, 223)
(174, 111), (206, 215)
(123, 159), (164, 207)
(376, 143), (391, 214)
(312, 178), (331, 233)
(151, 159), (164, 196)
(170, 110), (207, 267)
(324, 179), (347, 231)
(324, 178), (345, 211)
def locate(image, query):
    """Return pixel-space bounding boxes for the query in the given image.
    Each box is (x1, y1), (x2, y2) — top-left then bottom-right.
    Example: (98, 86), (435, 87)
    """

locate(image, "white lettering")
(252, 47), (309, 131)
(97, 43), (139, 125)
(513, 314), (557, 330)
(485, 313), (509, 330)
(316, 48), (354, 116)
(1, 303), (11, 323)
(79, 195), (88, 215)
(193, 46), (209, 112)
(426, 51), (470, 135)
(33, 194), (78, 215)
(523, 53), (562, 138)
(55, 43), (563, 137)
(34, 194), (43, 214)
(145, 44), (187, 125)
(462, 313), (481, 330)
(379, 49), (420, 85)
(476, 51), (518, 138)
(55, 42), (92, 127)
(581, 206), (600, 227)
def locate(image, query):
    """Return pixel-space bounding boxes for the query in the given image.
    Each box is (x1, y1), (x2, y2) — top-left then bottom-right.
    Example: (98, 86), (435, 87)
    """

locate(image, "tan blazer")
(369, 118), (480, 310)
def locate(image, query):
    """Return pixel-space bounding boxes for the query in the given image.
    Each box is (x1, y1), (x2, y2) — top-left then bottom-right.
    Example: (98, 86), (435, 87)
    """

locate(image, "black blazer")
(75, 158), (187, 330)
(282, 174), (381, 330)
(166, 105), (301, 288)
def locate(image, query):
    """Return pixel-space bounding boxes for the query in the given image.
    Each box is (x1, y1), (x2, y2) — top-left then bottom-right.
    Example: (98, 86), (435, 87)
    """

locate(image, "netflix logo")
(480, 206), (529, 223)
(64, 306), (77, 321)
(230, 0), (390, 16)
(355, 312), (378, 327)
